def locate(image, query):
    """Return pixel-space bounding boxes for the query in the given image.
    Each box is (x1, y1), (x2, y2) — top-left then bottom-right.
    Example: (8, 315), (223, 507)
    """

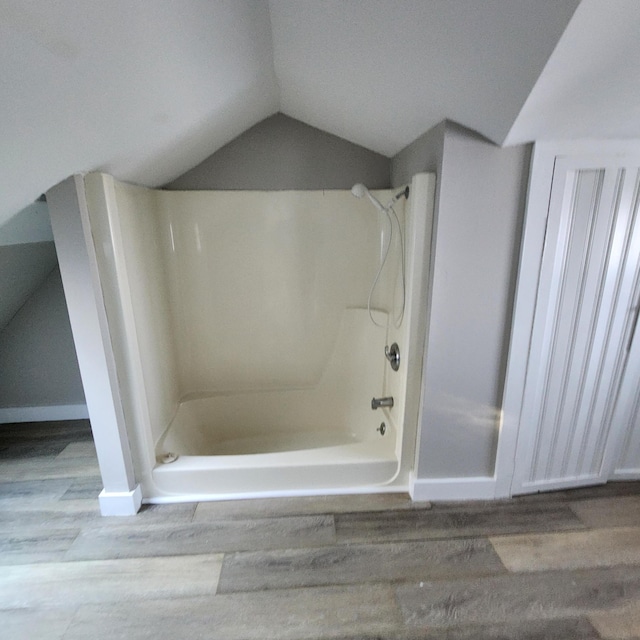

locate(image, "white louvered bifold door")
(511, 157), (640, 495)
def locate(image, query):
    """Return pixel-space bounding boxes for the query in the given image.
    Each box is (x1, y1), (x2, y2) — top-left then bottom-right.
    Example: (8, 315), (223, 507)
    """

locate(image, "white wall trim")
(48, 175), (139, 508)
(493, 141), (557, 499)
(0, 403), (89, 424)
(98, 485), (143, 516)
(409, 472), (496, 501)
(611, 470), (640, 481)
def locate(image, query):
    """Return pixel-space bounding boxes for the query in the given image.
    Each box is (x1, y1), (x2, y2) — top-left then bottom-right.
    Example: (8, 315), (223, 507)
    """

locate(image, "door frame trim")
(494, 139), (640, 498)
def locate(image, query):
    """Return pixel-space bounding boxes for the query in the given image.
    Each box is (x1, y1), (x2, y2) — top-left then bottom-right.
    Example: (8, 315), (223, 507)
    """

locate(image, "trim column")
(47, 175), (141, 515)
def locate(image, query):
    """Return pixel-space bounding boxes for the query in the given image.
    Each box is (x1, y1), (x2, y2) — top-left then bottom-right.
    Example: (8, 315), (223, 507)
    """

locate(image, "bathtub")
(152, 308), (399, 499)
(82, 172), (435, 502)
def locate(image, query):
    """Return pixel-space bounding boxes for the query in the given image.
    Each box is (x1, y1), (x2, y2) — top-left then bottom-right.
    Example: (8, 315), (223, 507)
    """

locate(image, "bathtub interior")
(158, 308), (392, 457)
(83, 172), (435, 500)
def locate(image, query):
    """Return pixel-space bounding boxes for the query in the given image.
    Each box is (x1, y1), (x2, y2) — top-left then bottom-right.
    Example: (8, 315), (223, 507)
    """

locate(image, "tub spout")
(371, 396), (394, 410)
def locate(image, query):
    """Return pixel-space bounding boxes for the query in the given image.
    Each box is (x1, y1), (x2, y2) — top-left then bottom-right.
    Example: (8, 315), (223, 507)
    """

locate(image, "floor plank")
(571, 495), (640, 528)
(114, 502), (198, 523)
(62, 585), (401, 640)
(0, 439), (69, 459)
(590, 601), (640, 639)
(58, 476), (103, 501)
(0, 422), (92, 463)
(0, 526), (80, 565)
(194, 493), (431, 521)
(0, 554), (223, 608)
(218, 537), (506, 593)
(0, 478), (73, 503)
(516, 481), (640, 503)
(0, 607), (77, 640)
(491, 526), (640, 572)
(0, 456), (99, 481)
(56, 442), (96, 459)
(65, 515), (335, 560)
(0, 420), (92, 440)
(396, 565), (640, 628)
(0, 499), (100, 529)
(335, 502), (585, 543)
(304, 618), (603, 639)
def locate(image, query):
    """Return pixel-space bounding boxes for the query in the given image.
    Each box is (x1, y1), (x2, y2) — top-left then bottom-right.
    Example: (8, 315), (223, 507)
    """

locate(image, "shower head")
(350, 183), (386, 213)
(351, 183), (410, 213)
(351, 183), (368, 199)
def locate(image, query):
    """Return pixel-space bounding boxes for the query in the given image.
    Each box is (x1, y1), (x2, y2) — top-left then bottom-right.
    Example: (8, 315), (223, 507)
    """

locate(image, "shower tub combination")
(83, 172), (435, 502)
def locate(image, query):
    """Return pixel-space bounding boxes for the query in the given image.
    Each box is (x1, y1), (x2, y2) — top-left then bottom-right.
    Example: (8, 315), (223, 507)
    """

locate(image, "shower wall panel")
(85, 175), (181, 452)
(156, 190), (400, 397)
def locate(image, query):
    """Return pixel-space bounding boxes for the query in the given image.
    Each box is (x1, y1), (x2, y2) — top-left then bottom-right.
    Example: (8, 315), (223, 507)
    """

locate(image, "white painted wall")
(392, 122), (530, 484)
(418, 124), (530, 478)
(0, 267), (84, 411)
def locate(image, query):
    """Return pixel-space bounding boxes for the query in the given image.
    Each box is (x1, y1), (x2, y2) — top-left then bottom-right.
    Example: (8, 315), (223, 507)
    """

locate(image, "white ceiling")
(270, 0), (579, 156)
(1, 0), (639, 230)
(504, 0), (640, 145)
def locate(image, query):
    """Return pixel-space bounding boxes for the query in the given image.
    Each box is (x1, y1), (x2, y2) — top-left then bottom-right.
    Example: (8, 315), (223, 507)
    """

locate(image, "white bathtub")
(153, 417), (397, 499)
(83, 173), (435, 502)
(151, 308), (399, 499)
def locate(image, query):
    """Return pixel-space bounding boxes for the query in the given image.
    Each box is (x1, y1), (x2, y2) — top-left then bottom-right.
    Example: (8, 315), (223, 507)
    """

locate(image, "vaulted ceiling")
(2, 0), (639, 230)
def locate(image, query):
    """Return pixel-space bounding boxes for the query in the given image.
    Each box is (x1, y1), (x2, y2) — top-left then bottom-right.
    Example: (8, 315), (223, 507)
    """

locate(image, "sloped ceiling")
(269, 0), (579, 156)
(0, 0), (279, 228)
(504, 0), (640, 145)
(2, 0), (639, 232)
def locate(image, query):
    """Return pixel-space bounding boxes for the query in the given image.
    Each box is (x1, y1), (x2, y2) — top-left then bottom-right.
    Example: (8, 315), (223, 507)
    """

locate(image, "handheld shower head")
(351, 183), (410, 212)
(350, 183), (386, 213)
(351, 183), (368, 199)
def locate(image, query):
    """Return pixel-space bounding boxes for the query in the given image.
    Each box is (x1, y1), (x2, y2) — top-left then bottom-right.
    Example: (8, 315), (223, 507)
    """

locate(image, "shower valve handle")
(385, 343), (400, 371)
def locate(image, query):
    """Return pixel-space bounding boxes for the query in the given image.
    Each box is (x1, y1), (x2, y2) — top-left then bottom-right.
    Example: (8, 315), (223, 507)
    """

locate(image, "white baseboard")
(0, 404), (89, 424)
(410, 473), (497, 501)
(610, 470), (640, 481)
(98, 485), (143, 516)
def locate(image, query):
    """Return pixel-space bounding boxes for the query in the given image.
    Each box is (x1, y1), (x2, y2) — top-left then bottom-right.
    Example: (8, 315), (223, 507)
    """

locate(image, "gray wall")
(391, 121), (446, 187)
(165, 113), (390, 191)
(0, 267), (85, 409)
(0, 242), (58, 332)
(392, 121), (530, 478)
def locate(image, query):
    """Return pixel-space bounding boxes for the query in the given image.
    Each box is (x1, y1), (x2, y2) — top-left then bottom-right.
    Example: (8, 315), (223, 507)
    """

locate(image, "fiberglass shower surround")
(80, 173), (435, 502)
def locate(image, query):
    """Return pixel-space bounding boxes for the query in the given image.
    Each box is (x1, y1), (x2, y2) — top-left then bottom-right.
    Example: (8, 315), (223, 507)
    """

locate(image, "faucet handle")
(385, 343), (400, 371)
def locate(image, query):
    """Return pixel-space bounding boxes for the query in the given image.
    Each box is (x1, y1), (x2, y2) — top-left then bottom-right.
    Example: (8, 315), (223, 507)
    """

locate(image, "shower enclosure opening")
(82, 172), (435, 502)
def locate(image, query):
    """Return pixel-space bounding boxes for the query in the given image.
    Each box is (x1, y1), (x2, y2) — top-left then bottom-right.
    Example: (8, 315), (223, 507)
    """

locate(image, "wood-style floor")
(1, 421), (640, 639)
